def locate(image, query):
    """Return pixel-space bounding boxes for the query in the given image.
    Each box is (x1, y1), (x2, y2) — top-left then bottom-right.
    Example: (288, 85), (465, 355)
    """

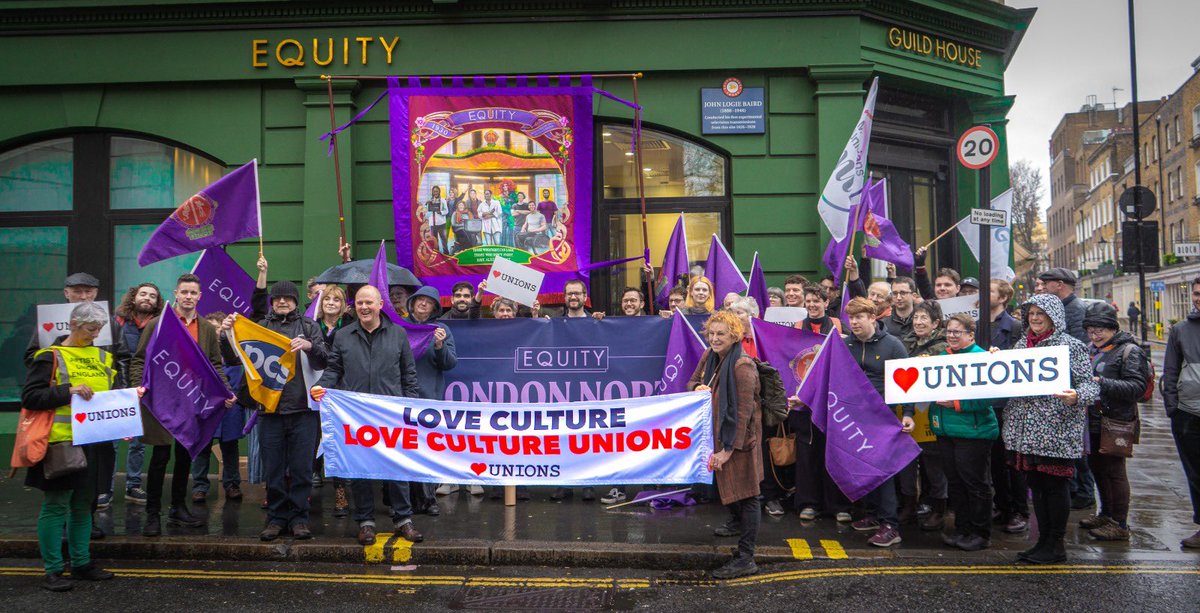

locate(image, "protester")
(1161, 276), (1200, 549)
(933, 314), (998, 551)
(783, 275), (809, 308)
(306, 278), (325, 306)
(899, 301), (949, 530)
(788, 385), (852, 522)
(1080, 303), (1146, 542)
(389, 285), (411, 318)
(866, 282), (893, 320)
(620, 287), (647, 316)
(111, 282), (165, 507)
(988, 279), (1027, 534)
(557, 279), (604, 321)
(727, 297), (759, 358)
(492, 298), (517, 319)
(797, 285), (841, 334)
(819, 276), (840, 317)
(959, 277), (979, 296)
(314, 285), (351, 516)
(843, 297), (913, 546)
(684, 276), (715, 315)
(22, 302), (117, 591)
(312, 285), (424, 546)
(130, 273), (232, 537)
(722, 292), (741, 310)
(1004, 293), (1098, 564)
(192, 311), (245, 506)
(767, 287), (785, 308)
(405, 286), (466, 503)
(911, 247), (960, 300)
(690, 310), (762, 578)
(885, 277), (917, 338)
(440, 281), (482, 320)
(660, 286), (688, 318)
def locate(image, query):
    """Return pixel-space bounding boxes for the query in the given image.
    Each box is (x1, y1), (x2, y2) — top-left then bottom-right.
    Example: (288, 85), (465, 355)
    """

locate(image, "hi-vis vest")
(34, 346), (115, 443)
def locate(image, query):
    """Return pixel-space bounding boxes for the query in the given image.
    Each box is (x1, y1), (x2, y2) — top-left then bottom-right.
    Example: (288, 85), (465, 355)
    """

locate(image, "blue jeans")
(864, 475), (899, 528)
(260, 411), (320, 527)
(191, 439), (242, 493)
(351, 480), (413, 527)
(107, 437), (145, 493)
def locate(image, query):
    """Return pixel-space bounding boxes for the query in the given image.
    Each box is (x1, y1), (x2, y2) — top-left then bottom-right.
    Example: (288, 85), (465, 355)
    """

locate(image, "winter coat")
(688, 352), (762, 505)
(991, 309), (1019, 351)
(406, 286), (457, 400)
(250, 309), (328, 415)
(903, 328), (947, 358)
(1002, 293), (1099, 460)
(316, 316), (421, 397)
(844, 326), (910, 414)
(929, 344), (999, 440)
(1162, 309), (1200, 417)
(1088, 331), (1146, 432)
(884, 310), (913, 340)
(1061, 293), (1089, 344)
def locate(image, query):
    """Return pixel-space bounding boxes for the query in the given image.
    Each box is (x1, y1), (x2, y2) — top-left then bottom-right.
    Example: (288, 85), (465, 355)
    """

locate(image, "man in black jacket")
(312, 285), (424, 546)
(1161, 276), (1200, 549)
(224, 275), (327, 541)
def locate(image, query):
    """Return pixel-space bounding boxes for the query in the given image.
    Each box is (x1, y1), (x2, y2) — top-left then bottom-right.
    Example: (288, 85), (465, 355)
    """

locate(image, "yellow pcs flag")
(229, 315), (297, 413)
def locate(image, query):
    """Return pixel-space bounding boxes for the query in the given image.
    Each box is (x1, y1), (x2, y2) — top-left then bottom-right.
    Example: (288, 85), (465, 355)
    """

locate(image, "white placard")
(486, 257), (544, 307)
(37, 301), (113, 349)
(932, 295), (979, 321)
(70, 388), (143, 446)
(969, 208), (1008, 227)
(884, 345), (1071, 404)
(763, 306), (807, 328)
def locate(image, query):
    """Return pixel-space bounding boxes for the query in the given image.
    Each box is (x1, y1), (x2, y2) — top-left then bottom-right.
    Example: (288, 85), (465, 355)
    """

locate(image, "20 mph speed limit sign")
(957, 125), (999, 170)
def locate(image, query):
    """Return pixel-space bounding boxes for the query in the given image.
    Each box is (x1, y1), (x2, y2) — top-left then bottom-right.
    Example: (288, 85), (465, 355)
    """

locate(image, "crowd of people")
(17, 242), (1200, 589)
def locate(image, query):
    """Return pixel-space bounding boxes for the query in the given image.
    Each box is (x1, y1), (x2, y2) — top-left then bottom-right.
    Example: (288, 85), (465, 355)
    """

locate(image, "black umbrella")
(314, 259), (422, 288)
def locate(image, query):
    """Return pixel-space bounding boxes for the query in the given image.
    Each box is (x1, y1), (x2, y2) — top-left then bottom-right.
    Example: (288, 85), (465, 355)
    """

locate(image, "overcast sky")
(1005, 0), (1200, 211)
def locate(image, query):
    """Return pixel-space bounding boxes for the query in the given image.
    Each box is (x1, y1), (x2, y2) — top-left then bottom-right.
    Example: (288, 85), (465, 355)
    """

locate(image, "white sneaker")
(836, 512), (853, 523)
(600, 488), (626, 504)
(468, 485), (485, 496)
(435, 484), (459, 496)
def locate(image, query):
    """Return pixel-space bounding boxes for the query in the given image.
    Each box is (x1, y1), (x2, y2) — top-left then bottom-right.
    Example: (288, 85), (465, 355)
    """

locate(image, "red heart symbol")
(491, 270), (501, 278)
(893, 367), (919, 393)
(42, 323), (54, 332)
(470, 462), (487, 475)
(74, 413), (86, 423)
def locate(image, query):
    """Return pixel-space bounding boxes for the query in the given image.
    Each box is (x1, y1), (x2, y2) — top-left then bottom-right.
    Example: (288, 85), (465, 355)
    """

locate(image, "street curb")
(0, 536), (882, 570)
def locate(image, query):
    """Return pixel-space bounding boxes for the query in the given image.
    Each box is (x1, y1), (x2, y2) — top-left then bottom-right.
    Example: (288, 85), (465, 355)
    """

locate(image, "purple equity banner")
(371, 240), (436, 358)
(656, 214), (690, 308)
(795, 332), (921, 501)
(140, 308), (234, 460)
(390, 79), (593, 297)
(191, 248), (255, 318)
(138, 160), (261, 267)
(704, 234), (748, 300)
(862, 178), (914, 270)
(750, 318), (825, 397)
(655, 309), (707, 395)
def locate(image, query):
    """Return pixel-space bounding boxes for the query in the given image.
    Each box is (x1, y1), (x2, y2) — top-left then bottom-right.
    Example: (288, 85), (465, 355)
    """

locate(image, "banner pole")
(324, 75), (350, 263)
(920, 217), (968, 252)
(841, 199), (868, 281)
(632, 75), (654, 315)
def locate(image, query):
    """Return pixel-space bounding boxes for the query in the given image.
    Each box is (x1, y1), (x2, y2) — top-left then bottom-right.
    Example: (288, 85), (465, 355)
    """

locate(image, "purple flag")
(140, 307), (234, 460)
(656, 214), (690, 308)
(138, 160), (261, 266)
(837, 282), (852, 329)
(704, 234), (748, 301)
(304, 289), (323, 320)
(796, 333), (921, 501)
(191, 248), (255, 318)
(371, 240), (436, 358)
(746, 252), (769, 314)
(822, 177), (871, 286)
(750, 318), (825, 397)
(862, 178), (914, 269)
(655, 309), (707, 395)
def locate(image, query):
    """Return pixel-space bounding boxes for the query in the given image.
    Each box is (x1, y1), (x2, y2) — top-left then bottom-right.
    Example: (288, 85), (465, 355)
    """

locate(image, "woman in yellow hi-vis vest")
(21, 302), (117, 592)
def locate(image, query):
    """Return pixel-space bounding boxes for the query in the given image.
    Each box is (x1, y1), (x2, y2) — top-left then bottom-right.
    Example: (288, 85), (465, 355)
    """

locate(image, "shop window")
(0, 133), (222, 408)
(601, 125), (726, 199)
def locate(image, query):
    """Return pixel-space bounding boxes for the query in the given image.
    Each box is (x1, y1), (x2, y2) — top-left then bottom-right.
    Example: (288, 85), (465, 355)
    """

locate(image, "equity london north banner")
(318, 389), (713, 486)
(390, 76), (593, 296)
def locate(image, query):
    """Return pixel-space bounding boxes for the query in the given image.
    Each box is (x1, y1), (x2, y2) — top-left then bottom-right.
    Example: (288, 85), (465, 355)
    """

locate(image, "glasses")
(1086, 329), (1109, 336)
(565, 291), (585, 297)
(945, 329), (970, 337)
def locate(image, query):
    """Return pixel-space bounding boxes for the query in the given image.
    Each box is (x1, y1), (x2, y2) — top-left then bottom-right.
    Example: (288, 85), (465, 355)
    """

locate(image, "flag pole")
(840, 198), (869, 281)
(324, 75), (350, 263)
(920, 217), (969, 252)
(632, 75), (654, 315)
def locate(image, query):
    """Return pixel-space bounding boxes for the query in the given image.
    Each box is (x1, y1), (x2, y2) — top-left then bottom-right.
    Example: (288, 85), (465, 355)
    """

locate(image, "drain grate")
(449, 586), (614, 611)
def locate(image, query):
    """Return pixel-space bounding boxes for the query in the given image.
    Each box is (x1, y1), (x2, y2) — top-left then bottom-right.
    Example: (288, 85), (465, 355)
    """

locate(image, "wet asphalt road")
(0, 557), (1196, 613)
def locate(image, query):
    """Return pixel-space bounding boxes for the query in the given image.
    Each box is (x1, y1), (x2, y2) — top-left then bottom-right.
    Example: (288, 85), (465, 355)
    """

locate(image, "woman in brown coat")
(689, 310), (762, 579)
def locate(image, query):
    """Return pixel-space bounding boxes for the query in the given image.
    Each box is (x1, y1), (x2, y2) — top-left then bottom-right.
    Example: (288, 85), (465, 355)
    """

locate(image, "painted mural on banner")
(390, 77), (593, 295)
(319, 389), (712, 485)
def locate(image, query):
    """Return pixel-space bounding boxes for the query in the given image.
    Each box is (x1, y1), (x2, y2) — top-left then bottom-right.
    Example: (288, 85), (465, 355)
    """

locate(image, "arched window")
(0, 133), (223, 405)
(595, 123), (731, 308)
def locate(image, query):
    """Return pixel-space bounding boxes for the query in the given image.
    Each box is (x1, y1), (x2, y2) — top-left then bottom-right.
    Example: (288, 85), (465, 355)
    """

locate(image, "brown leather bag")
(1098, 416), (1137, 458)
(767, 424), (796, 466)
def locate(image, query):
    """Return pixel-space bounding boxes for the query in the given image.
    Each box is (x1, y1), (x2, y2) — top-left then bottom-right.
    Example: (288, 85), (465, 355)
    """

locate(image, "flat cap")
(64, 272), (100, 288)
(1038, 267), (1076, 286)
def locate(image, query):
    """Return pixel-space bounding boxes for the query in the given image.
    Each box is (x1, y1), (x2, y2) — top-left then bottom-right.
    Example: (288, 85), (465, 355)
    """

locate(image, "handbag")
(10, 409), (54, 469)
(1098, 416), (1137, 458)
(42, 442), (87, 480)
(767, 424), (796, 466)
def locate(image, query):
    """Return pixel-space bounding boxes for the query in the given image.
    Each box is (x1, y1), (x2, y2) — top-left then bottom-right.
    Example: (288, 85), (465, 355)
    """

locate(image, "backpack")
(1120, 342), (1155, 403)
(754, 359), (790, 428)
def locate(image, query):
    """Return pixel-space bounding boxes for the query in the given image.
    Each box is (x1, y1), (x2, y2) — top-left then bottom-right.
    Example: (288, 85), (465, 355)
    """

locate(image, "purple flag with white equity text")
(746, 252), (769, 314)
(704, 234), (748, 301)
(138, 160), (261, 266)
(371, 240), (435, 358)
(140, 308), (234, 460)
(655, 309), (707, 395)
(751, 318), (825, 397)
(656, 214), (690, 308)
(796, 333), (921, 501)
(191, 248), (255, 318)
(862, 178), (914, 270)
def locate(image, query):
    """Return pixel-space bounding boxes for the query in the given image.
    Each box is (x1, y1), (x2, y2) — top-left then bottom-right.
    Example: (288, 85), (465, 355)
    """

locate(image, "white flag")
(817, 77), (879, 241)
(958, 188), (1016, 282)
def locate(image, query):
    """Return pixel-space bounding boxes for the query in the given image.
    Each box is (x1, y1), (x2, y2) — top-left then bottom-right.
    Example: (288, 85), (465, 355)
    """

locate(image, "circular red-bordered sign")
(956, 125), (1000, 170)
(174, 193), (217, 227)
(722, 77), (743, 98)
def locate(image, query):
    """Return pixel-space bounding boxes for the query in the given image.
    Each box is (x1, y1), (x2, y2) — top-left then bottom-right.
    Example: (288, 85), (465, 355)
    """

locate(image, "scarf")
(1025, 327), (1052, 348)
(703, 343), (744, 451)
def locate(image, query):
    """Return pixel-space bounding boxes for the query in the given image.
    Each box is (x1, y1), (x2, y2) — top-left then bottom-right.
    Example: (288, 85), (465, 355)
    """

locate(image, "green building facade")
(0, 0), (1033, 407)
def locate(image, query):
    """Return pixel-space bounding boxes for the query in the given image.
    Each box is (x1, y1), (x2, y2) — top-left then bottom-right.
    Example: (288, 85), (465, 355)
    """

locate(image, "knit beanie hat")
(269, 280), (300, 303)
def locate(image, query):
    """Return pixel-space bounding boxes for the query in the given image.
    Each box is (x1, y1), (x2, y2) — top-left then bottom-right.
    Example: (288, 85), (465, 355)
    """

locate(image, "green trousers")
(38, 487), (92, 574)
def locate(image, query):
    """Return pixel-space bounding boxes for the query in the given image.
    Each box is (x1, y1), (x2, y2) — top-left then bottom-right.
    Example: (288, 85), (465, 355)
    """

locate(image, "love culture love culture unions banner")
(390, 76), (593, 296)
(317, 389), (713, 486)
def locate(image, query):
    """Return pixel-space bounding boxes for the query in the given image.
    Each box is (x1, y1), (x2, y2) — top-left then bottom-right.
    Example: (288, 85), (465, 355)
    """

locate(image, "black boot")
(167, 505), (205, 528)
(70, 563), (114, 581)
(897, 495), (918, 525)
(1019, 489), (1049, 561)
(142, 513), (161, 537)
(42, 571), (73, 592)
(920, 499), (946, 531)
(1025, 537), (1066, 564)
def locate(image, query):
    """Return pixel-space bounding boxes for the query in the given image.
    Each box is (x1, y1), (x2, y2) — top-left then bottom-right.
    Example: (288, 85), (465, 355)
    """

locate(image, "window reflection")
(110, 137), (223, 210)
(601, 125), (725, 199)
(0, 226), (68, 402)
(0, 139), (73, 212)
(605, 212), (721, 305)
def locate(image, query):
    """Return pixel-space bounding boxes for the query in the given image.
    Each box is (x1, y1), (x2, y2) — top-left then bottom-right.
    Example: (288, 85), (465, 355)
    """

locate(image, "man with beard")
(552, 279), (601, 501)
(619, 287), (647, 316)
(439, 281), (482, 321)
(886, 277), (917, 339)
(111, 283), (166, 506)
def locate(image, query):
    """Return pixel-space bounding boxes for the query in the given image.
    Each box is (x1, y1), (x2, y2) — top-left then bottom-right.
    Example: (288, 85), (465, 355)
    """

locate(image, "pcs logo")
(239, 340), (291, 390)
